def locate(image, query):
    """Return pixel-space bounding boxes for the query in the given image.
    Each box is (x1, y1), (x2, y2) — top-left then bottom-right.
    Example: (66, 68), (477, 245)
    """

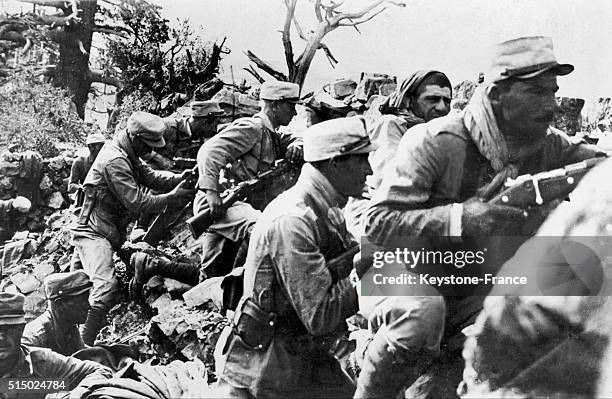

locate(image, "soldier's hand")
(169, 180), (196, 205)
(205, 189), (224, 220)
(285, 143), (304, 163)
(12, 196), (31, 213)
(462, 197), (526, 236)
(180, 169), (195, 181)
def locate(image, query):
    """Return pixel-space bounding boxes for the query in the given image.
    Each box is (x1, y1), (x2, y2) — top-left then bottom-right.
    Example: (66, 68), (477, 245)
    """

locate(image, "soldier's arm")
(68, 157), (85, 194)
(268, 216), (358, 336)
(278, 129), (303, 154)
(29, 348), (112, 393)
(364, 128), (455, 245)
(197, 121), (260, 191)
(103, 158), (175, 215)
(545, 128), (607, 167)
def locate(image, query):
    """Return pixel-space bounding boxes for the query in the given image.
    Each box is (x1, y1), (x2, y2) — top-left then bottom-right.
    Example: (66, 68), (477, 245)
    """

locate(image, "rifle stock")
(489, 157), (606, 208)
(186, 160), (296, 238)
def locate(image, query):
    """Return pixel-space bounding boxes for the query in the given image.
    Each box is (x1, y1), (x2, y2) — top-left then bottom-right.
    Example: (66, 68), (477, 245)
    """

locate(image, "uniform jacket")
(76, 133), (182, 248)
(365, 112), (604, 245)
(22, 309), (85, 356)
(194, 112), (300, 213)
(2, 345), (112, 399)
(68, 154), (93, 194)
(217, 163), (358, 398)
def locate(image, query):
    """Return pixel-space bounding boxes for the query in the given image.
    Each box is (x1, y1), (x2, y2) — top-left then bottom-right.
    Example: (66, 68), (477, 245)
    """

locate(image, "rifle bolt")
(567, 177), (575, 185)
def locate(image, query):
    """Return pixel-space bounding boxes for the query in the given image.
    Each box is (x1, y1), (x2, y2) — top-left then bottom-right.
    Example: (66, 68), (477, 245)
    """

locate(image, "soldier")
(22, 271), (91, 356)
(214, 116), (375, 398)
(0, 293), (112, 398)
(195, 81), (303, 281)
(71, 111), (195, 345)
(358, 36), (605, 398)
(68, 132), (106, 206)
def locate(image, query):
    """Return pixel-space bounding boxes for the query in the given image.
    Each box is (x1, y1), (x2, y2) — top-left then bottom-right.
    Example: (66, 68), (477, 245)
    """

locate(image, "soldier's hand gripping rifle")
(186, 160), (296, 239)
(489, 157), (606, 208)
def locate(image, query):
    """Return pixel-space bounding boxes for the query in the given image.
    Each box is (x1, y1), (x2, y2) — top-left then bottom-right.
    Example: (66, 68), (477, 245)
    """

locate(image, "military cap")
(127, 111), (166, 148)
(44, 270), (92, 300)
(85, 133), (106, 145)
(303, 116), (377, 162)
(191, 100), (225, 117)
(260, 81), (301, 102)
(0, 292), (26, 325)
(487, 36), (574, 84)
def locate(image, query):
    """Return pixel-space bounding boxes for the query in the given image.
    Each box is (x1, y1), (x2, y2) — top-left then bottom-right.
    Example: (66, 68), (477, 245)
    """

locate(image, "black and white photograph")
(1, 0), (612, 398)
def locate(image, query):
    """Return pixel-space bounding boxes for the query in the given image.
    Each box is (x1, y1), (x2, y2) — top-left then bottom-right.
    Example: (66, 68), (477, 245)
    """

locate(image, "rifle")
(186, 160), (296, 239)
(142, 165), (199, 246)
(172, 157), (197, 170)
(489, 157), (606, 208)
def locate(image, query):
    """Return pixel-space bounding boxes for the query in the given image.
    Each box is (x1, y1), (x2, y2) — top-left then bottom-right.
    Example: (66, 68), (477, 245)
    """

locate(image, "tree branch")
(318, 42), (338, 68)
(19, 0), (69, 10)
(282, 0), (296, 79)
(331, 0), (405, 25)
(87, 69), (124, 89)
(243, 65), (265, 83)
(338, 7), (386, 26)
(93, 24), (132, 38)
(244, 50), (288, 81)
(314, 0), (323, 22)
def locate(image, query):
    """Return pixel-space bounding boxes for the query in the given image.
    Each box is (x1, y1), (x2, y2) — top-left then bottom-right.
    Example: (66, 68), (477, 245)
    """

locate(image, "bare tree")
(244, 0), (405, 88)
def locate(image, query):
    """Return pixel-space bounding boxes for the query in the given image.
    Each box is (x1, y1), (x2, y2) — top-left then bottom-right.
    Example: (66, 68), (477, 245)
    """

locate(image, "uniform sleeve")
(197, 121), (260, 191)
(68, 157), (85, 194)
(21, 320), (47, 348)
(139, 160), (182, 191)
(103, 158), (174, 215)
(30, 348), (113, 392)
(268, 216), (358, 336)
(364, 126), (454, 245)
(545, 128), (607, 167)
(278, 130), (302, 154)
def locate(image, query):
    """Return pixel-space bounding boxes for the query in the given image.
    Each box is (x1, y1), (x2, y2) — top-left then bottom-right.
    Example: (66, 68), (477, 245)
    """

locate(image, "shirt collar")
(255, 111), (276, 132)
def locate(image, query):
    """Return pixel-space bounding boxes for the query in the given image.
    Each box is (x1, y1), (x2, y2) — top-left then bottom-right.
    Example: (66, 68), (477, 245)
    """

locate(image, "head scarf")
(380, 70), (451, 127)
(463, 85), (547, 199)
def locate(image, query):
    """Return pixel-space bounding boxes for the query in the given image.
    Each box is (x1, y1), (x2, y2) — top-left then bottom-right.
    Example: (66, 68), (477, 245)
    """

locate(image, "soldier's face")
(0, 324), (24, 362)
(411, 84), (452, 122)
(189, 116), (220, 139)
(88, 143), (104, 159)
(330, 154), (373, 197)
(274, 101), (297, 127)
(493, 73), (558, 141)
(55, 293), (90, 324)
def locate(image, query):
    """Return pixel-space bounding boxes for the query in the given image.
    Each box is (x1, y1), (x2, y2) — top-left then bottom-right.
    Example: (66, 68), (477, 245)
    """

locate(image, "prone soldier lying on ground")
(22, 271), (92, 356)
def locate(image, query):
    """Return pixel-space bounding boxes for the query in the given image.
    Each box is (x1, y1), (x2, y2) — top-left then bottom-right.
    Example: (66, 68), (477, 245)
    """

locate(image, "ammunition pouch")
(78, 186), (97, 225)
(232, 297), (276, 350)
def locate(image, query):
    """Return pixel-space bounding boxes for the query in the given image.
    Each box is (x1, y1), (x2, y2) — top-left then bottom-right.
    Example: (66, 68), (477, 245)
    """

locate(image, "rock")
(39, 174), (53, 191)
(0, 176), (13, 190)
(47, 191), (64, 209)
(183, 277), (224, 308)
(326, 79), (357, 99)
(33, 262), (55, 281)
(47, 156), (65, 171)
(10, 271), (41, 294)
(354, 73), (397, 101)
(379, 83), (397, 96)
(23, 288), (47, 320)
(0, 160), (21, 176)
(553, 97), (585, 135)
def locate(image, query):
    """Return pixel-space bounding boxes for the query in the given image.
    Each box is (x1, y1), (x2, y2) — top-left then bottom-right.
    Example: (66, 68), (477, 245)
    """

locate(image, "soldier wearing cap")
(144, 100), (226, 170)
(214, 116), (374, 399)
(193, 81), (304, 281)
(22, 271), (92, 356)
(71, 111), (195, 345)
(0, 196), (31, 243)
(68, 132), (106, 206)
(0, 292), (112, 397)
(354, 36), (606, 398)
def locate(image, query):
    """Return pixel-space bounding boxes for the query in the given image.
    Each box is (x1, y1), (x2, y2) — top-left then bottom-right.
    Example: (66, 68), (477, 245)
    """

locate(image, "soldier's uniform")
(215, 116), (375, 398)
(0, 293), (112, 399)
(22, 271), (91, 356)
(195, 83), (302, 280)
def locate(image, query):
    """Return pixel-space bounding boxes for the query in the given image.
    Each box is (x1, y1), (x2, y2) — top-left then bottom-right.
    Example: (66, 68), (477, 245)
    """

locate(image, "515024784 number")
(1, 378), (66, 393)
